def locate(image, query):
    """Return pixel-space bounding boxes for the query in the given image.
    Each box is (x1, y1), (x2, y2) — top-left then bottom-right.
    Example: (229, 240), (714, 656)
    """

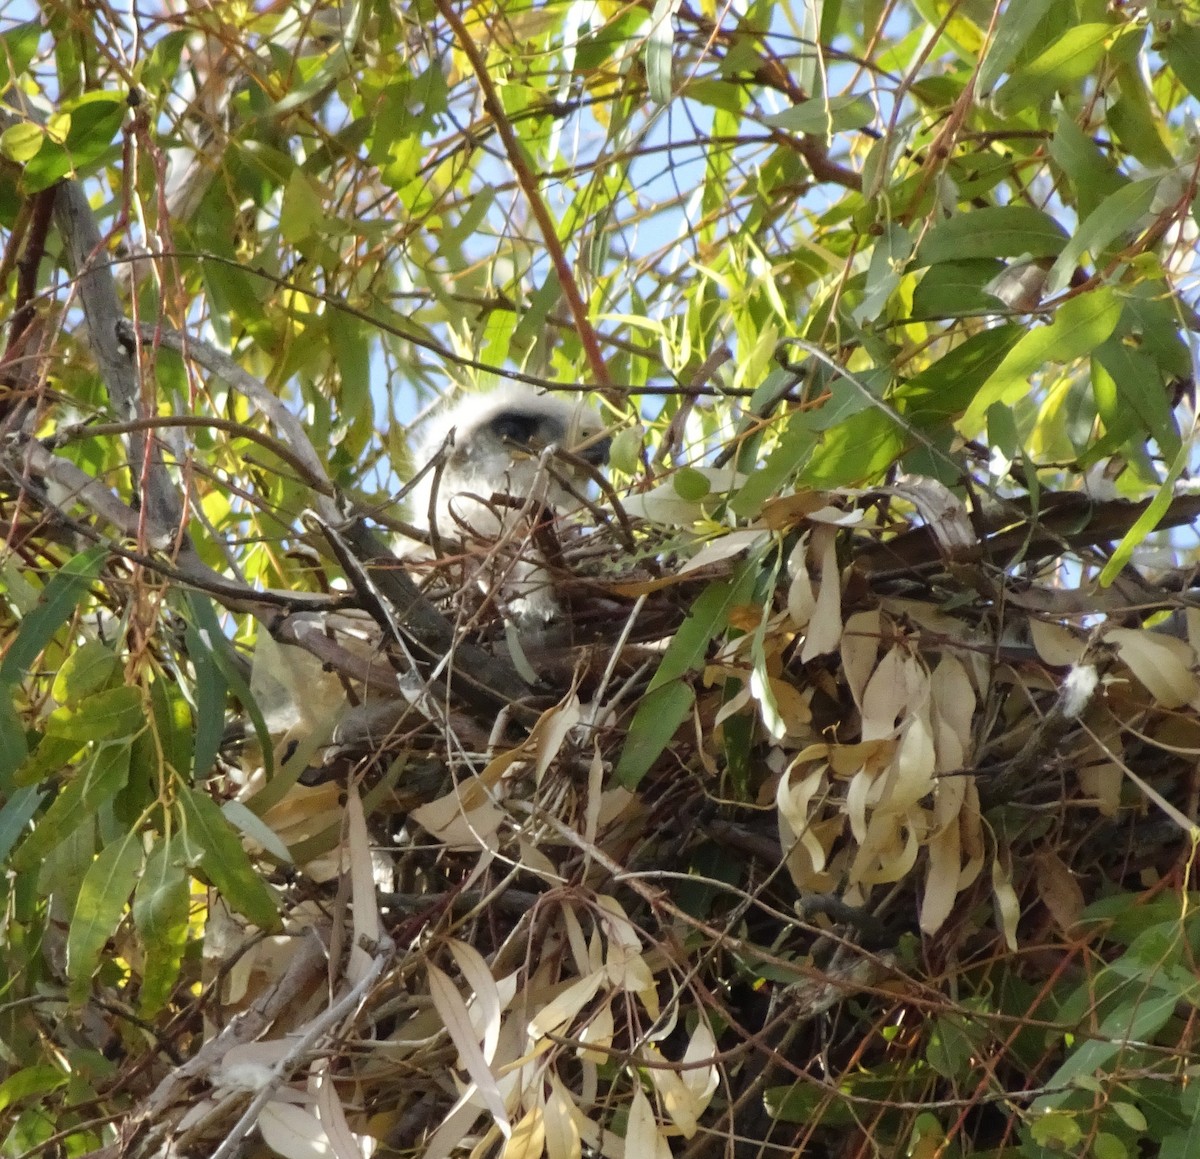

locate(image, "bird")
(404, 385), (610, 628)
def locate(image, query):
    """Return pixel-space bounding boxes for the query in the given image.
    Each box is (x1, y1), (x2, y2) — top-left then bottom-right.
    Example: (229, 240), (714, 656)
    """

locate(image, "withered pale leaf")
(992, 857), (1020, 951)
(679, 529), (767, 575)
(786, 534), (815, 627)
(500, 1106), (546, 1159)
(891, 712), (936, 811)
(930, 656), (974, 770)
(316, 1068), (367, 1159)
(777, 763), (829, 877)
(1108, 627), (1200, 709)
(841, 609), (883, 711)
(861, 647), (907, 741)
(533, 695), (582, 783)
(447, 940), (505, 1059)
(346, 788), (380, 989)
(680, 1017), (720, 1108)
(577, 995), (615, 1064)
(259, 1102), (332, 1159)
(626, 1085), (673, 1159)
(410, 784), (504, 851)
(921, 794), (962, 936)
(1078, 760), (1123, 816)
(544, 1078), (583, 1159)
(800, 526), (843, 661)
(528, 970), (605, 1040)
(427, 961), (510, 1135)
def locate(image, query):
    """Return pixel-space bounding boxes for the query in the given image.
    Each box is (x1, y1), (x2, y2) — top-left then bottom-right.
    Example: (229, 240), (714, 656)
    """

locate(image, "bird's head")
(409, 386), (609, 539)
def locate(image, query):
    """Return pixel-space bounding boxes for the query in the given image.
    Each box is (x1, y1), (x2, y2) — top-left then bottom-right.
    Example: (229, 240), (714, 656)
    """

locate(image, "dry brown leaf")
(828, 738), (895, 779)
(759, 491), (829, 528)
(1032, 849), (1085, 935)
(1029, 618), (1087, 668)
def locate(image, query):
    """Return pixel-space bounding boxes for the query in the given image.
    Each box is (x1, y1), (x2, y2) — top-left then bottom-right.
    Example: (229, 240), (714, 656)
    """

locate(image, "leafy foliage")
(2, 0), (1200, 1156)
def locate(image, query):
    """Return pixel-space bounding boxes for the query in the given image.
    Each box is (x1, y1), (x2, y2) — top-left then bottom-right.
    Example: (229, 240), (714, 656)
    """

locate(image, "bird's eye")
(490, 412), (545, 447)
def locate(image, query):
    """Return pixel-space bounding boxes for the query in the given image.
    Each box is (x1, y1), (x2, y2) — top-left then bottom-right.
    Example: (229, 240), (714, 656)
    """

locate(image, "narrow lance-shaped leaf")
(617, 566), (757, 787)
(0, 545), (108, 686)
(66, 827), (144, 1005)
(133, 836), (190, 1016)
(179, 787), (281, 931)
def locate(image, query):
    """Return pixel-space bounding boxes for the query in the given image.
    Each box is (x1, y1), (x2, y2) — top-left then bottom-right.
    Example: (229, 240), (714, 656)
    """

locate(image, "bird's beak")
(578, 435), (611, 467)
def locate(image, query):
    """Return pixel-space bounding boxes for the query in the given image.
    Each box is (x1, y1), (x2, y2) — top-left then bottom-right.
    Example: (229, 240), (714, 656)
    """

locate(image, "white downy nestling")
(405, 385), (610, 625)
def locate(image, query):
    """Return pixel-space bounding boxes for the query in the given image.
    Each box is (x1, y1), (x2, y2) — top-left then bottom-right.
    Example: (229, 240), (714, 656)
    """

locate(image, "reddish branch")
(433, 0), (614, 394)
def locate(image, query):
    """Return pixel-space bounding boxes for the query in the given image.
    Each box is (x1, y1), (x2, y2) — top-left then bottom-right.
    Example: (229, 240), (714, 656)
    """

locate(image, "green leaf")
(1093, 338), (1179, 460)
(51, 641), (120, 706)
(802, 408), (905, 488)
(0, 122), (44, 163)
(185, 594), (272, 780)
(0, 687), (29, 788)
(673, 467), (712, 502)
(0, 22), (44, 94)
(644, 0), (679, 105)
(991, 23), (1113, 115)
(22, 93), (127, 192)
(1099, 434), (1191, 586)
(1046, 176), (1160, 293)
(0, 1066), (69, 1114)
(1164, 22), (1200, 102)
(12, 735), (84, 788)
(910, 259), (1004, 319)
(1048, 110), (1127, 220)
(66, 828), (143, 1004)
(179, 787), (280, 930)
(617, 570), (756, 787)
(615, 682), (694, 790)
(962, 288), (1123, 428)
(1092, 1133), (1129, 1159)
(222, 800), (292, 863)
(0, 786), (42, 867)
(43, 686), (147, 745)
(1107, 57), (1175, 169)
(916, 206), (1067, 265)
(1030, 1111), (1083, 1149)
(977, 0), (1054, 92)
(1037, 980), (1186, 1111)
(732, 410), (817, 517)
(0, 545), (108, 686)
(279, 169), (326, 245)
(183, 613), (228, 785)
(149, 678), (193, 780)
(133, 837), (190, 1015)
(898, 324), (1025, 424)
(761, 95), (874, 135)
(1111, 1102), (1147, 1133)
(11, 743), (129, 872)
